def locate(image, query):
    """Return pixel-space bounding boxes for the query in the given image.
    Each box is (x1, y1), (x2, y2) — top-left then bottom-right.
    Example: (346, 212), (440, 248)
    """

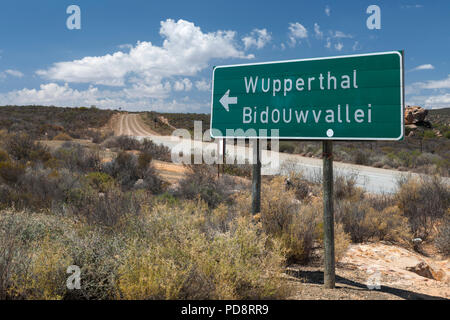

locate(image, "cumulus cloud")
(325, 5), (331, 16)
(411, 64), (435, 72)
(0, 82), (208, 112)
(412, 74), (450, 90)
(195, 80), (210, 91)
(406, 74), (450, 109)
(36, 19), (253, 87)
(173, 78), (193, 91)
(242, 28), (272, 50)
(288, 22), (308, 46)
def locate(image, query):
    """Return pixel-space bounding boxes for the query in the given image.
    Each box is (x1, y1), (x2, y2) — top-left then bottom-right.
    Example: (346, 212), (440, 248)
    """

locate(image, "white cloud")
(0, 82), (208, 112)
(195, 80), (210, 91)
(332, 30), (353, 39)
(325, 37), (331, 49)
(36, 19), (253, 87)
(117, 43), (133, 50)
(242, 28), (272, 50)
(325, 5), (331, 16)
(334, 42), (344, 51)
(173, 78), (192, 91)
(406, 74), (450, 109)
(5, 69), (24, 77)
(414, 74), (450, 90)
(407, 93), (450, 109)
(411, 64), (435, 72)
(314, 23), (323, 39)
(288, 22), (308, 46)
(0, 69), (24, 79)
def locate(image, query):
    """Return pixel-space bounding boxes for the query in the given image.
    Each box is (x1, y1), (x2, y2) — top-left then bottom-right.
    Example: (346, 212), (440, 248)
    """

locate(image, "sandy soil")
(287, 243), (449, 300)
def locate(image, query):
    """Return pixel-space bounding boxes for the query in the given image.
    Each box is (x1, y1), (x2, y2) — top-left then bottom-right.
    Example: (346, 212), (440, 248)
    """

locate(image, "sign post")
(210, 51), (404, 288)
(322, 140), (335, 288)
(251, 139), (261, 214)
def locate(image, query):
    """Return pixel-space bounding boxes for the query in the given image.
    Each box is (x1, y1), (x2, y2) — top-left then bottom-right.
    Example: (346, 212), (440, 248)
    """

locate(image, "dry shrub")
(282, 199), (322, 263)
(0, 149), (10, 162)
(103, 135), (141, 151)
(67, 187), (141, 226)
(0, 213), (28, 299)
(336, 200), (411, 244)
(53, 143), (101, 173)
(435, 213), (450, 257)
(64, 229), (126, 300)
(363, 206), (411, 243)
(0, 161), (25, 184)
(10, 236), (71, 299)
(117, 203), (287, 299)
(285, 172), (310, 200)
(334, 174), (364, 200)
(17, 167), (80, 209)
(140, 138), (171, 162)
(235, 177), (323, 264)
(177, 164), (228, 208)
(0, 210), (76, 299)
(53, 132), (72, 141)
(260, 177), (299, 236)
(4, 133), (51, 163)
(396, 176), (450, 239)
(103, 152), (140, 190)
(141, 166), (165, 194)
(333, 223), (351, 262)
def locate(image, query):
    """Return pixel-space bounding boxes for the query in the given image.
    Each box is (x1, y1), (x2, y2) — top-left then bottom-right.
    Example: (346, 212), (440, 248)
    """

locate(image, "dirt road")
(111, 113), (449, 194)
(113, 113), (159, 136)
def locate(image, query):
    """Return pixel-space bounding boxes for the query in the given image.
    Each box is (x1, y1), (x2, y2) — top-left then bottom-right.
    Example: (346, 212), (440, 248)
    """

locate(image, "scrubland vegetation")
(0, 127), (449, 300)
(0, 106), (448, 300)
(0, 105), (114, 142)
(142, 111), (210, 135)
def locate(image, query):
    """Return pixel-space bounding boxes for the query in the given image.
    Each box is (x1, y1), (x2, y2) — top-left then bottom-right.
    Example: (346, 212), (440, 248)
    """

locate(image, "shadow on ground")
(287, 269), (448, 300)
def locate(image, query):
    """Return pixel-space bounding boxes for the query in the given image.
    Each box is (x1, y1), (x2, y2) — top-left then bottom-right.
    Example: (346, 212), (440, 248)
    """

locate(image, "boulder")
(405, 106), (428, 125)
(406, 261), (435, 280)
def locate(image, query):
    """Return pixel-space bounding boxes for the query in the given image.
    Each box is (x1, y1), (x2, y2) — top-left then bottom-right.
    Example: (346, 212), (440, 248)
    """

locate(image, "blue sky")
(0, 0), (449, 112)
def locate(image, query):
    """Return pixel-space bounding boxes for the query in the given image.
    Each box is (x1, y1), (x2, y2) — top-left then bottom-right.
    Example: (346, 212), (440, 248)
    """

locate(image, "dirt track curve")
(114, 113), (159, 136)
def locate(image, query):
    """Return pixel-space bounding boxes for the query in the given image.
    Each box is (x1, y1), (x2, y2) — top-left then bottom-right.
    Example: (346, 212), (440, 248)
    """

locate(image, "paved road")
(116, 114), (448, 194)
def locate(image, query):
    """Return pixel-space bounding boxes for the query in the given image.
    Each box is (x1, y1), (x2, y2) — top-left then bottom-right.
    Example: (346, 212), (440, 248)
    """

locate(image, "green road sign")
(210, 51), (404, 140)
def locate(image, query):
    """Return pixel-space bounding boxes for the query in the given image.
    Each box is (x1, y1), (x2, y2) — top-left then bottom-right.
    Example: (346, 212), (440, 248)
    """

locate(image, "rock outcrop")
(405, 106), (429, 125)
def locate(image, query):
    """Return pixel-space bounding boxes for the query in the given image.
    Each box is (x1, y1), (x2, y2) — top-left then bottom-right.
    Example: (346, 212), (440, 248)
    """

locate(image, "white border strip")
(210, 51), (404, 141)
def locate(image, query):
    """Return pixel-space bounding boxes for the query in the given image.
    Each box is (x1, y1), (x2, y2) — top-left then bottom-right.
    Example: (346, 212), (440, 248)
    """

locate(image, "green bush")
(85, 172), (115, 193)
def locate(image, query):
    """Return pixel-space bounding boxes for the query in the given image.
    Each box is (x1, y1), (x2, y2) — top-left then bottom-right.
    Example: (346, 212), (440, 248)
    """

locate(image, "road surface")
(114, 113), (448, 194)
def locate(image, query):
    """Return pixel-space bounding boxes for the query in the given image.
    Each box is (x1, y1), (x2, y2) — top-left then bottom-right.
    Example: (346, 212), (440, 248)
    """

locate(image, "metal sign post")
(252, 139), (261, 214)
(322, 140), (335, 288)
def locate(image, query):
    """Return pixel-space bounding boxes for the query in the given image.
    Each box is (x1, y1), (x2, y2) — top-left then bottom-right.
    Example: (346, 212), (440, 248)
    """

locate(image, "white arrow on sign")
(219, 89), (238, 112)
